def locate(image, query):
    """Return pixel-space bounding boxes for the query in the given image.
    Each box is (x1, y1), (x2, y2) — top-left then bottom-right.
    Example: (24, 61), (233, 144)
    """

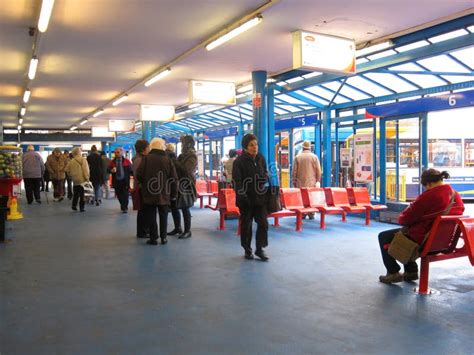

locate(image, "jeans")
(378, 228), (418, 274)
(24, 178), (41, 203)
(170, 206), (191, 232)
(72, 185), (85, 211)
(92, 182), (102, 201)
(143, 204), (169, 241)
(239, 204), (268, 253)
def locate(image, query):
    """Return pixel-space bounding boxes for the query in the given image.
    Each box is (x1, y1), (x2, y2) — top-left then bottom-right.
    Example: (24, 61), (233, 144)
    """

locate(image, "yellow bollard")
(7, 195), (23, 220)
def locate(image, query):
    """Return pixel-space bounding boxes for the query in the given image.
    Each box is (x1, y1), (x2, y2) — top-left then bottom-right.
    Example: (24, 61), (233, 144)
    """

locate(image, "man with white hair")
(22, 145), (45, 204)
(136, 138), (178, 245)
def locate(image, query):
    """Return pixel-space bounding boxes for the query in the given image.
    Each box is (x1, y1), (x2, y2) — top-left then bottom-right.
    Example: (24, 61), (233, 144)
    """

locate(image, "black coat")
(174, 149), (198, 205)
(232, 152), (268, 208)
(136, 149), (178, 206)
(87, 152), (104, 185)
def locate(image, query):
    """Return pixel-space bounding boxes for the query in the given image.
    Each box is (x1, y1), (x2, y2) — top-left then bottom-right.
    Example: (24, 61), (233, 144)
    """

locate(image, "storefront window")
(429, 139), (462, 167)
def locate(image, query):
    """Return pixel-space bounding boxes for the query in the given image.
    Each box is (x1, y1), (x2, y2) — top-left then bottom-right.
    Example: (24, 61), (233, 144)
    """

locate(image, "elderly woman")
(136, 138), (178, 245)
(65, 147), (90, 212)
(22, 145), (45, 204)
(378, 169), (464, 284)
(132, 139), (150, 239)
(46, 147), (67, 201)
(232, 133), (269, 261)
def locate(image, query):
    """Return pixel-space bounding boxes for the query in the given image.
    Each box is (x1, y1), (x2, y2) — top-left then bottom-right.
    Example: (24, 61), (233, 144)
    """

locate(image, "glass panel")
(274, 107), (288, 115)
(396, 40), (430, 53)
(338, 84), (371, 100)
(449, 47), (474, 69)
(346, 76), (393, 97)
(278, 105), (303, 113)
(367, 49), (398, 61)
(465, 139), (474, 167)
(417, 54), (471, 73)
(294, 90), (329, 105)
(305, 85), (337, 101)
(276, 93), (307, 105)
(429, 139), (462, 167)
(396, 118), (420, 201)
(388, 62), (425, 72)
(428, 29), (469, 43)
(364, 73), (418, 92)
(399, 74), (447, 88)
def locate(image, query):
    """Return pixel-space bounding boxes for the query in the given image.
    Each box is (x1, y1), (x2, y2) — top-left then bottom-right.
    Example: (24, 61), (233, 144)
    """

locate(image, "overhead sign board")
(140, 104), (175, 121)
(275, 115), (318, 131)
(293, 31), (356, 74)
(189, 80), (236, 105)
(91, 126), (115, 138)
(108, 120), (135, 132)
(204, 127), (238, 139)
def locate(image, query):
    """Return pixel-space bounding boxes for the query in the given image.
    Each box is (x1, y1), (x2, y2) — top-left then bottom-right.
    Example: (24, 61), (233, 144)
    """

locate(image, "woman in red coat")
(378, 169), (464, 284)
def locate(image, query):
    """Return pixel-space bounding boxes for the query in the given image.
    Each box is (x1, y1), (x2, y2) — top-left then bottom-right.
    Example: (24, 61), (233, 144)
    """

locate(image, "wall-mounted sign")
(252, 93), (262, 108)
(275, 115), (318, 131)
(140, 104), (175, 121)
(91, 126), (115, 138)
(189, 80), (236, 105)
(108, 120), (135, 132)
(293, 31), (356, 74)
(354, 134), (373, 182)
(340, 148), (352, 168)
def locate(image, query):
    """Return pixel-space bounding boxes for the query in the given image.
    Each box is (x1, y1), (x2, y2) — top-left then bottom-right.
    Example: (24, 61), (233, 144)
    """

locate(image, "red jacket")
(398, 184), (464, 243)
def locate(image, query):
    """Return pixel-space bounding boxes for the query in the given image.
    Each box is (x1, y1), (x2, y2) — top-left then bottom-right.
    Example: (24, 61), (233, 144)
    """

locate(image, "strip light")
(356, 41), (392, 57)
(80, 119), (88, 126)
(20, 107), (26, 116)
(92, 109), (104, 118)
(144, 68), (171, 87)
(19, 118), (24, 125)
(112, 94), (129, 106)
(38, 0), (55, 33)
(18, 125), (22, 130)
(206, 15), (263, 51)
(23, 89), (31, 103)
(28, 57), (39, 80)
(70, 126), (77, 131)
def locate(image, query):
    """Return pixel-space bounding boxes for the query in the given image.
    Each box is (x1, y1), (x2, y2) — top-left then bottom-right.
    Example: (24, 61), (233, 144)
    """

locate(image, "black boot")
(167, 228), (183, 236)
(178, 231), (192, 239)
(161, 237), (168, 245)
(255, 249), (269, 261)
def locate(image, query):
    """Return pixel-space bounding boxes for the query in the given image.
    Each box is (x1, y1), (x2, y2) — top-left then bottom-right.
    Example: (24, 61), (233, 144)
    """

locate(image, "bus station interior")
(1, 1), (474, 353)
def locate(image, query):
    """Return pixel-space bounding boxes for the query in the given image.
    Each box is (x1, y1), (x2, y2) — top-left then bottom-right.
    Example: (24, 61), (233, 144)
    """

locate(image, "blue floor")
(1, 194), (473, 354)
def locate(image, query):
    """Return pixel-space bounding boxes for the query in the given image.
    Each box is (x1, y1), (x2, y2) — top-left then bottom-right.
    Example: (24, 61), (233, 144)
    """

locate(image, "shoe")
(28, 201), (33, 205)
(36, 200), (41, 204)
(167, 228), (183, 236)
(121, 209), (128, 213)
(244, 251), (254, 260)
(72, 206), (77, 211)
(403, 272), (419, 282)
(308, 214), (315, 220)
(379, 272), (403, 284)
(255, 250), (269, 261)
(146, 239), (158, 245)
(80, 209), (85, 212)
(58, 196), (64, 202)
(161, 237), (168, 245)
(178, 231), (192, 239)
(96, 201), (100, 206)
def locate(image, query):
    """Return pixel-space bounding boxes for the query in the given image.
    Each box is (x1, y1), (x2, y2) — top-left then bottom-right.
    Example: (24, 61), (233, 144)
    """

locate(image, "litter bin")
(0, 195), (9, 243)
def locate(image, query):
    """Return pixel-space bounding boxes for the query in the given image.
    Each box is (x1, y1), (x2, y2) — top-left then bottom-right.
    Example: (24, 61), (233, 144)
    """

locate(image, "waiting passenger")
(167, 136), (197, 239)
(165, 143), (176, 160)
(22, 145), (45, 204)
(46, 148), (67, 202)
(63, 151), (73, 200)
(109, 147), (133, 213)
(136, 138), (177, 245)
(378, 169), (464, 284)
(232, 133), (269, 261)
(223, 149), (237, 186)
(65, 147), (90, 212)
(132, 139), (150, 239)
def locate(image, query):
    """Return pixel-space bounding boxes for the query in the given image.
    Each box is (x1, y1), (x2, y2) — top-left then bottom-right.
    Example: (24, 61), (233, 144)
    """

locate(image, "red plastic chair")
(416, 215), (474, 294)
(280, 188), (320, 232)
(324, 187), (370, 225)
(205, 188), (240, 234)
(301, 187), (346, 229)
(196, 180), (213, 208)
(209, 180), (219, 198)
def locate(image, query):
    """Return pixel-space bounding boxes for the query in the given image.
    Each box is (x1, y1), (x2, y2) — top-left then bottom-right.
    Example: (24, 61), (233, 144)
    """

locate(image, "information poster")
(340, 148), (352, 168)
(196, 150), (205, 178)
(354, 134), (373, 182)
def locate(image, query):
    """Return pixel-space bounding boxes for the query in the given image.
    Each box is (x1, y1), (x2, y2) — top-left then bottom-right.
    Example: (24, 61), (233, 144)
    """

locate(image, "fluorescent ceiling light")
(38, 0), (55, 32)
(23, 89), (31, 103)
(18, 118), (24, 124)
(396, 40), (430, 53)
(302, 72), (322, 79)
(206, 15), (263, 51)
(80, 119), (88, 126)
(92, 109), (104, 118)
(28, 57), (39, 80)
(70, 126), (77, 131)
(188, 103), (201, 109)
(428, 29), (469, 43)
(20, 107), (26, 116)
(356, 41), (392, 57)
(144, 68), (171, 87)
(468, 25), (474, 33)
(112, 94), (129, 106)
(286, 77), (304, 84)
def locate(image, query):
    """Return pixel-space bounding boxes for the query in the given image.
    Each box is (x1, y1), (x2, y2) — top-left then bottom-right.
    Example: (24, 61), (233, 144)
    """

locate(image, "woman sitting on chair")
(378, 169), (464, 284)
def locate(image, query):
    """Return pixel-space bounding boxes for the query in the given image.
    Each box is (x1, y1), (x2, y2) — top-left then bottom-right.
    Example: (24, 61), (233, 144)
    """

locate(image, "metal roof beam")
(377, 69), (474, 76)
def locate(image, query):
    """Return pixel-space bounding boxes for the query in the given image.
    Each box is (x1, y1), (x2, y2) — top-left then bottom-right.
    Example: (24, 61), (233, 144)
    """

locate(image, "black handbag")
(266, 178), (282, 214)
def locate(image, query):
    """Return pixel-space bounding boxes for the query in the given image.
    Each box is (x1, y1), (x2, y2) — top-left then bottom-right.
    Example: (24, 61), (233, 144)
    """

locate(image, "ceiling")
(1, 0), (473, 130)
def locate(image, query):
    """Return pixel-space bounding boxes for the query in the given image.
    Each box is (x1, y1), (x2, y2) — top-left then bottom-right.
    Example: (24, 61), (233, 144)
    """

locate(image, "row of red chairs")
(196, 180), (219, 209)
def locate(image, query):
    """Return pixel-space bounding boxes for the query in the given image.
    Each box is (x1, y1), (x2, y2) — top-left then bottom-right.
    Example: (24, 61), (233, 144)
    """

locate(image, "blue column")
(142, 121), (151, 142)
(380, 118), (387, 204)
(373, 119), (378, 199)
(314, 120), (321, 159)
(395, 120), (400, 201)
(420, 112), (428, 171)
(236, 121), (244, 149)
(289, 129), (294, 187)
(267, 85), (278, 186)
(252, 71), (268, 161)
(322, 110), (332, 187)
(150, 121), (157, 140)
(335, 122), (340, 187)
(209, 140), (213, 179)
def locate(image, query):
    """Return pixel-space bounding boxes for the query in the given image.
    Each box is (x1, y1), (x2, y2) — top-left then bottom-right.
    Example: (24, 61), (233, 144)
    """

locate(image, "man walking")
(22, 145), (44, 204)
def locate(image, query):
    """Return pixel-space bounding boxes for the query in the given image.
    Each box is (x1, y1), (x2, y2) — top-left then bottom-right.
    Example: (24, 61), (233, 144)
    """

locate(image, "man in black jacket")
(232, 133), (269, 261)
(87, 145), (104, 206)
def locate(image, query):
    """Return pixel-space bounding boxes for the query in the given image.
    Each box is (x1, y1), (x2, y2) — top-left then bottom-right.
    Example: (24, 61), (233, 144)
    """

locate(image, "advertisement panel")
(140, 104), (175, 121)
(354, 134), (373, 182)
(108, 120), (135, 132)
(189, 80), (236, 105)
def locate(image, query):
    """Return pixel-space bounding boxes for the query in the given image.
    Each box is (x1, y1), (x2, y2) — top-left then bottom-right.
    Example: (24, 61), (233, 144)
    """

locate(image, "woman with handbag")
(378, 169), (464, 284)
(232, 133), (269, 261)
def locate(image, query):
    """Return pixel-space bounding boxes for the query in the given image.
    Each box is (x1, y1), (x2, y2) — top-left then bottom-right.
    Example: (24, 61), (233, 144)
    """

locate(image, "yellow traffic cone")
(7, 195), (23, 220)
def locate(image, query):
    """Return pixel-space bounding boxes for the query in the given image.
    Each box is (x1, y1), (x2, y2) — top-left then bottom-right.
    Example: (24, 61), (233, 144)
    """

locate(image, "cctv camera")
(28, 27), (36, 37)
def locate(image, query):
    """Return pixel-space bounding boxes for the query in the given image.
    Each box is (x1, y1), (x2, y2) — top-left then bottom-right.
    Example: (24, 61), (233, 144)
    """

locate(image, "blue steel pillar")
(335, 122), (340, 186)
(289, 129), (294, 187)
(420, 112), (429, 195)
(142, 121), (151, 142)
(379, 118), (387, 204)
(236, 121), (244, 150)
(252, 71), (268, 162)
(267, 85), (278, 186)
(150, 121), (157, 140)
(322, 110), (332, 187)
(314, 120), (321, 159)
(209, 140), (213, 179)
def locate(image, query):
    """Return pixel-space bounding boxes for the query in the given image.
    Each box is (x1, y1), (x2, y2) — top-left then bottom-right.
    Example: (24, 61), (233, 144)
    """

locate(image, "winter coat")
(22, 151), (44, 179)
(174, 149), (198, 204)
(87, 152), (104, 185)
(136, 149), (178, 206)
(108, 157), (132, 189)
(292, 150), (321, 188)
(65, 156), (90, 185)
(101, 156), (110, 182)
(46, 154), (67, 180)
(232, 152), (268, 208)
(132, 153), (145, 191)
(399, 184), (464, 243)
(223, 157), (235, 183)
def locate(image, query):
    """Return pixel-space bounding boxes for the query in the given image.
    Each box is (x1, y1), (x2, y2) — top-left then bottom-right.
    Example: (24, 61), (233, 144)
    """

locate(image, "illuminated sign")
(108, 120), (135, 132)
(91, 126), (115, 138)
(189, 80), (236, 105)
(293, 31), (356, 74)
(140, 104), (175, 121)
